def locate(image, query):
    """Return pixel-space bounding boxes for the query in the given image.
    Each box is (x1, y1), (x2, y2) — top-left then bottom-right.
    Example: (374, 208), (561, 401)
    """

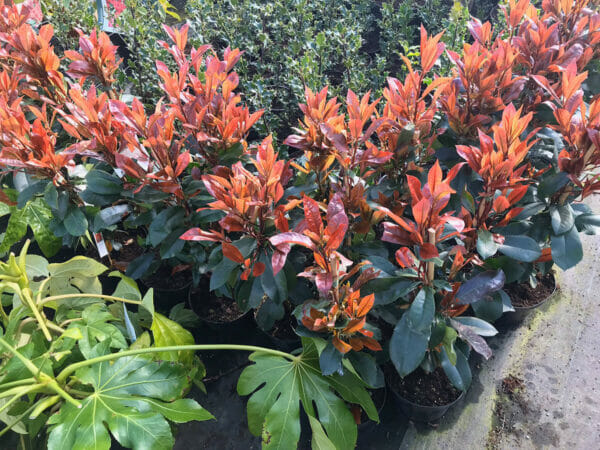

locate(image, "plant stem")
(57, 344), (299, 383)
(427, 227), (436, 284)
(21, 289), (52, 341)
(0, 378), (36, 391)
(38, 293), (143, 307)
(0, 384), (43, 401)
(0, 338), (43, 378)
(0, 385), (42, 414)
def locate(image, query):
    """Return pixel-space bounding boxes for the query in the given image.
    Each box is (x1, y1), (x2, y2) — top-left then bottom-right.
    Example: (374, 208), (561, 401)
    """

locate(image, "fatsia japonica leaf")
(237, 338), (376, 449)
(47, 356), (213, 450)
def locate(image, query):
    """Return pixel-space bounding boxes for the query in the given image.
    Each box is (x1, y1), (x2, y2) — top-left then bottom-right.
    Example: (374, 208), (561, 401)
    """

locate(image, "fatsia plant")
(238, 337), (377, 450)
(0, 242), (212, 448)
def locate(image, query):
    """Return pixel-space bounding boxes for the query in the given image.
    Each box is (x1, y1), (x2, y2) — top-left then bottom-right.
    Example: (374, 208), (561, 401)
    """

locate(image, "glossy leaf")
(477, 229), (497, 260)
(237, 338), (376, 449)
(498, 235), (541, 262)
(47, 356), (211, 450)
(550, 204), (574, 235)
(456, 270), (505, 305)
(150, 313), (195, 365)
(551, 225), (583, 270)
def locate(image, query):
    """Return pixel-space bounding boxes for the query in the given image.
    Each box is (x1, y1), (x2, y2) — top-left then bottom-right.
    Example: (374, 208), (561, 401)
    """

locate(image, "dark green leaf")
(86, 170), (123, 195)
(515, 201), (547, 220)
(148, 207), (185, 247)
(347, 352), (384, 389)
(551, 225), (583, 270)
(537, 172), (569, 198)
(125, 253), (155, 280)
(389, 313), (429, 377)
(440, 347), (471, 391)
(64, 208), (88, 236)
(407, 287), (435, 331)
(498, 235), (541, 262)
(319, 340), (343, 376)
(550, 204), (574, 235)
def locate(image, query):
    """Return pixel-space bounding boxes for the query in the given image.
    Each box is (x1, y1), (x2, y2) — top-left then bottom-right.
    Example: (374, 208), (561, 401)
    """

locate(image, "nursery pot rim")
(511, 273), (557, 311)
(358, 384), (388, 429)
(506, 271), (558, 318)
(386, 367), (466, 422)
(392, 384), (465, 410)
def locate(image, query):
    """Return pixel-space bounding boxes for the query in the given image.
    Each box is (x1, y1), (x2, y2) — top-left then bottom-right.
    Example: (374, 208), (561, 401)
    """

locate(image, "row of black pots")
(137, 271), (558, 424)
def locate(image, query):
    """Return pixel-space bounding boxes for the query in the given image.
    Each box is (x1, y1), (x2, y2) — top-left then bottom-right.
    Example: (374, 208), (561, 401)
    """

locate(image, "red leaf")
(269, 232), (316, 250)
(252, 261), (266, 277)
(222, 242), (244, 264)
(355, 293), (375, 317)
(333, 336), (353, 354)
(271, 244), (291, 275)
(395, 247), (416, 268)
(420, 243), (439, 259)
(303, 196), (323, 234)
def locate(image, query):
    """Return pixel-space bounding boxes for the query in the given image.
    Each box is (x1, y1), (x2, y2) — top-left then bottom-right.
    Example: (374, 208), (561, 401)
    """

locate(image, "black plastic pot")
(255, 320), (301, 353)
(502, 273), (557, 325)
(142, 279), (192, 312)
(391, 387), (465, 423)
(188, 288), (252, 331)
(358, 386), (387, 431)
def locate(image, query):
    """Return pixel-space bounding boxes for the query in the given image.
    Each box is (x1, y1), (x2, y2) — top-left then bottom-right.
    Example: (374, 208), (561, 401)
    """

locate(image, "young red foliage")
(156, 25), (263, 167)
(456, 104), (535, 228)
(182, 136), (292, 276)
(302, 289), (382, 354)
(65, 29), (122, 89)
(442, 32), (524, 136)
(270, 193), (356, 295)
(377, 26), (449, 170)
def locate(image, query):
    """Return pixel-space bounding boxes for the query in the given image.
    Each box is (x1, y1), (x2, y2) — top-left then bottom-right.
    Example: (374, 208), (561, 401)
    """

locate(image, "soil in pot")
(142, 265), (191, 293)
(189, 278), (246, 324)
(269, 313), (298, 341)
(505, 271), (556, 308)
(385, 365), (461, 407)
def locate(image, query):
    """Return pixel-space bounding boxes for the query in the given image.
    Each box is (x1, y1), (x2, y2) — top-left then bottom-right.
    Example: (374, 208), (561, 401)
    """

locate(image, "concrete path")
(400, 196), (600, 450)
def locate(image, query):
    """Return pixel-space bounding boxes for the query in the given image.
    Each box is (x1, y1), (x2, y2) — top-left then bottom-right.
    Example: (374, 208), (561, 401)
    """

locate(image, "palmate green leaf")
(70, 304), (128, 359)
(150, 313), (194, 365)
(237, 338), (376, 450)
(45, 257), (107, 307)
(47, 356), (212, 450)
